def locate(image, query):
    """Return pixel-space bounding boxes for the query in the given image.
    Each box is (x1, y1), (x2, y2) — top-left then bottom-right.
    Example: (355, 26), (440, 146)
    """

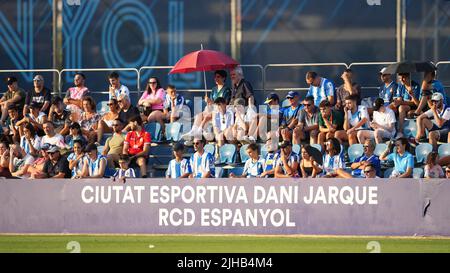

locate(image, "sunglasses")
(193, 142), (201, 145)
(107, 103), (115, 106)
(33, 79), (42, 82)
(431, 100), (440, 104)
(303, 104), (312, 107)
(364, 169), (374, 174)
(287, 97), (295, 100)
(48, 152), (58, 155)
(117, 100), (123, 103)
(112, 124), (119, 127)
(148, 81), (157, 84)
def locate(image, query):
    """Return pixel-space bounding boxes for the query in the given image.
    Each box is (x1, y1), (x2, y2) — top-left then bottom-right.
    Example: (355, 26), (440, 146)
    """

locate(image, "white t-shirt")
(213, 109), (234, 132)
(346, 105), (370, 129)
(373, 107), (396, 134)
(109, 85), (130, 100)
(41, 134), (65, 148)
(424, 106), (450, 127)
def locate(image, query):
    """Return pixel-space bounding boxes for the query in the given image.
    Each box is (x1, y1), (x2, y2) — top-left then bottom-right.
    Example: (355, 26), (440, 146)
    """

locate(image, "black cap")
(264, 93), (280, 104)
(5, 76), (17, 85)
(280, 140), (292, 148)
(173, 142), (185, 152)
(373, 98), (384, 111)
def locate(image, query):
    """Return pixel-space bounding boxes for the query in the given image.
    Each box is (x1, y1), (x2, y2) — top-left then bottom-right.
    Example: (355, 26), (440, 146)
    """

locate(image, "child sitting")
(113, 154), (136, 182)
(424, 152), (444, 178)
(166, 142), (192, 178)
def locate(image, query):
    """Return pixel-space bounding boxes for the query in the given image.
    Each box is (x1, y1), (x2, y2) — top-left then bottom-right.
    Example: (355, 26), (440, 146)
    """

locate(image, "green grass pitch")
(1, 235), (450, 253)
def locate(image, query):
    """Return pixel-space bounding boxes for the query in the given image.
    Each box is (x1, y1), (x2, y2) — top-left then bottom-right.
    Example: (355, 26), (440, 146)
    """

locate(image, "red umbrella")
(169, 49), (239, 74)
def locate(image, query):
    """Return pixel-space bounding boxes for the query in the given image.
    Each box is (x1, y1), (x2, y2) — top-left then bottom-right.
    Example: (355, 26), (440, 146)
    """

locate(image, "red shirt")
(124, 129), (151, 155)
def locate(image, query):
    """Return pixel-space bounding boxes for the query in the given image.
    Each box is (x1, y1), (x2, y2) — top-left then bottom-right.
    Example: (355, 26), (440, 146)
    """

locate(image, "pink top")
(139, 88), (166, 110)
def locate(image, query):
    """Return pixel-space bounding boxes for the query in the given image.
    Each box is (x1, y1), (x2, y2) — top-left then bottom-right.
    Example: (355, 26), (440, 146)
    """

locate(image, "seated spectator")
(123, 116), (151, 178)
(118, 94), (140, 131)
(0, 141), (12, 178)
(166, 142), (192, 178)
(446, 165), (450, 179)
(102, 119), (125, 169)
(16, 101), (47, 136)
(27, 145), (50, 179)
(0, 76), (26, 125)
(48, 96), (70, 135)
(113, 155), (137, 181)
(335, 68), (361, 112)
(280, 91), (301, 142)
(274, 141), (299, 178)
(257, 93), (282, 143)
(140, 77), (166, 135)
(358, 98), (397, 144)
(42, 145), (71, 178)
(322, 137), (351, 178)
(108, 72), (130, 101)
(363, 163), (380, 178)
(64, 122), (87, 149)
(260, 138), (279, 178)
(368, 67), (397, 115)
(299, 145), (322, 178)
(41, 121), (66, 149)
(335, 94), (370, 145)
(414, 70), (447, 116)
(63, 72), (89, 119)
(213, 97), (234, 148)
(24, 75), (52, 116)
(230, 143), (264, 178)
(317, 100), (344, 149)
(415, 93), (450, 150)
(230, 66), (255, 107)
(8, 143), (35, 178)
(390, 73), (420, 137)
(380, 138), (414, 178)
(78, 143), (108, 179)
(67, 139), (87, 179)
(293, 96), (319, 145)
(305, 71), (335, 106)
(424, 152), (444, 178)
(189, 137), (215, 178)
(162, 85), (185, 123)
(79, 96), (101, 143)
(97, 99), (120, 144)
(19, 123), (41, 158)
(233, 98), (258, 144)
(4, 105), (22, 143)
(350, 139), (381, 178)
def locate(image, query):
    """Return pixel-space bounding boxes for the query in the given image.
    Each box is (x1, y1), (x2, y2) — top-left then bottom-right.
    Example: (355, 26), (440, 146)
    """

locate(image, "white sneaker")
(396, 132), (404, 138)
(248, 136), (256, 143)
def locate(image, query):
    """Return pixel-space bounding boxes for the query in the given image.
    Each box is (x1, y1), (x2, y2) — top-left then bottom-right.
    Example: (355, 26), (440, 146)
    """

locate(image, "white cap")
(431, 92), (443, 101)
(379, 67), (389, 74)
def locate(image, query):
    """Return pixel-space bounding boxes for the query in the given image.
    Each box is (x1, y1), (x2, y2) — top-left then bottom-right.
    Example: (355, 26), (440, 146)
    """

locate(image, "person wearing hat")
(377, 67), (397, 107)
(257, 92), (281, 145)
(274, 140), (299, 178)
(42, 145), (71, 179)
(293, 96), (319, 145)
(166, 142), (192, 179)
(280, 91), (301, 142)
(415, 92), (450, 150)
(0, 76), (26, 125)
(24, 75), (52, 117)
(16, 101), (47, 135)
(358, 97), (396, 144)
(305, 71), (335, 107)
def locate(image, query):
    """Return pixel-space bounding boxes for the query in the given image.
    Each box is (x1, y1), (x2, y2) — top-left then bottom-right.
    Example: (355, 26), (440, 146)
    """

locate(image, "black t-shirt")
(51, 110), (71, 129)
(43, 156), (71, 178)
(231, 79), (254, 106)
(25, 87), (52, 113)
(119, 106), (140, 124)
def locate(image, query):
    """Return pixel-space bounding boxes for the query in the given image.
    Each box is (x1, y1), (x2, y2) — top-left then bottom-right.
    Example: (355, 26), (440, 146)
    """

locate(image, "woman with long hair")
(97, 98), (120, 143)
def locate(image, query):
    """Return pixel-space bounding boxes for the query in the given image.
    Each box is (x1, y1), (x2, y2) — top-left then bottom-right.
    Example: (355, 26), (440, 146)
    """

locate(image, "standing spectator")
(305, 71), (335, 106)
(230, 66), (254, 106)
(317, 100), (344, 149)
(415, 93), (450, 150)
(335, 69), (361, 112)
(230, 143), (264, 178)
(0, 76), (26, 125)
(138, 77), (165, 118)
(48, 97), (70, 135)
(350, 139), (381, 178)
(299, 145), (322, 178)
(213, 97), (235, 149)
(189, 137), (215, 178)
(19, 123), (41, 158)
(414, 70), (448, 116)
(78, 143), (108, 178)
(113, 155), (137, 180)
(108, 72), (130, 101)
(4, 105), (22, 143)
(64, 72), (89, 119)
(64, 122), (87, 149)
(97, 99), (120, 144)
(118, 94), (141, 131)
(24, 75), (52, 116)
(42, 145), (71, 178)
(293, 96), (319, 145)
(390, 73), (420, 137)
(102, 119), (125, 168)
(79, 96), (101, 143)
(280, 91), (301, 142)
(162, 85), (185, 123)
(424, 152), (444, 178)
(380, 138), (414, 178)
(16, 101), (47, 135)
(336, 94), (370, 145)
(166, 142), (192, 179)
(8, 143), (35, 178)
(67, 139), (87, 178)
(358, 98), (397, 144)
(274, 141), (299, 178)
(123, 116), (151, 178)
(322, 137), (351, 178)
(40, 121), (66, 149)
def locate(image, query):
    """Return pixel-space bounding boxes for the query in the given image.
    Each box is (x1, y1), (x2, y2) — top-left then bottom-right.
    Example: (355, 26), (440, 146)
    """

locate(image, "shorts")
(430, 125), (450, 142)
(129, 155), (149, 167)
(367, 128), (396, 140)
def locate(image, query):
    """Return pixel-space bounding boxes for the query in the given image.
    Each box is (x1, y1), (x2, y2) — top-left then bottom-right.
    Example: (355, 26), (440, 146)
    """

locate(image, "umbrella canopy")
(169, 49), (239, 74)
(304, 145), (323, 165)
(383, 61), (417, 74)
(415, 61), (436, 73)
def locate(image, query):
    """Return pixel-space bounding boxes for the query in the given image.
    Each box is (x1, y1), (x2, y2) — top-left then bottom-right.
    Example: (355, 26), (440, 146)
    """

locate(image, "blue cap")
(286, 91), (299, 99)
